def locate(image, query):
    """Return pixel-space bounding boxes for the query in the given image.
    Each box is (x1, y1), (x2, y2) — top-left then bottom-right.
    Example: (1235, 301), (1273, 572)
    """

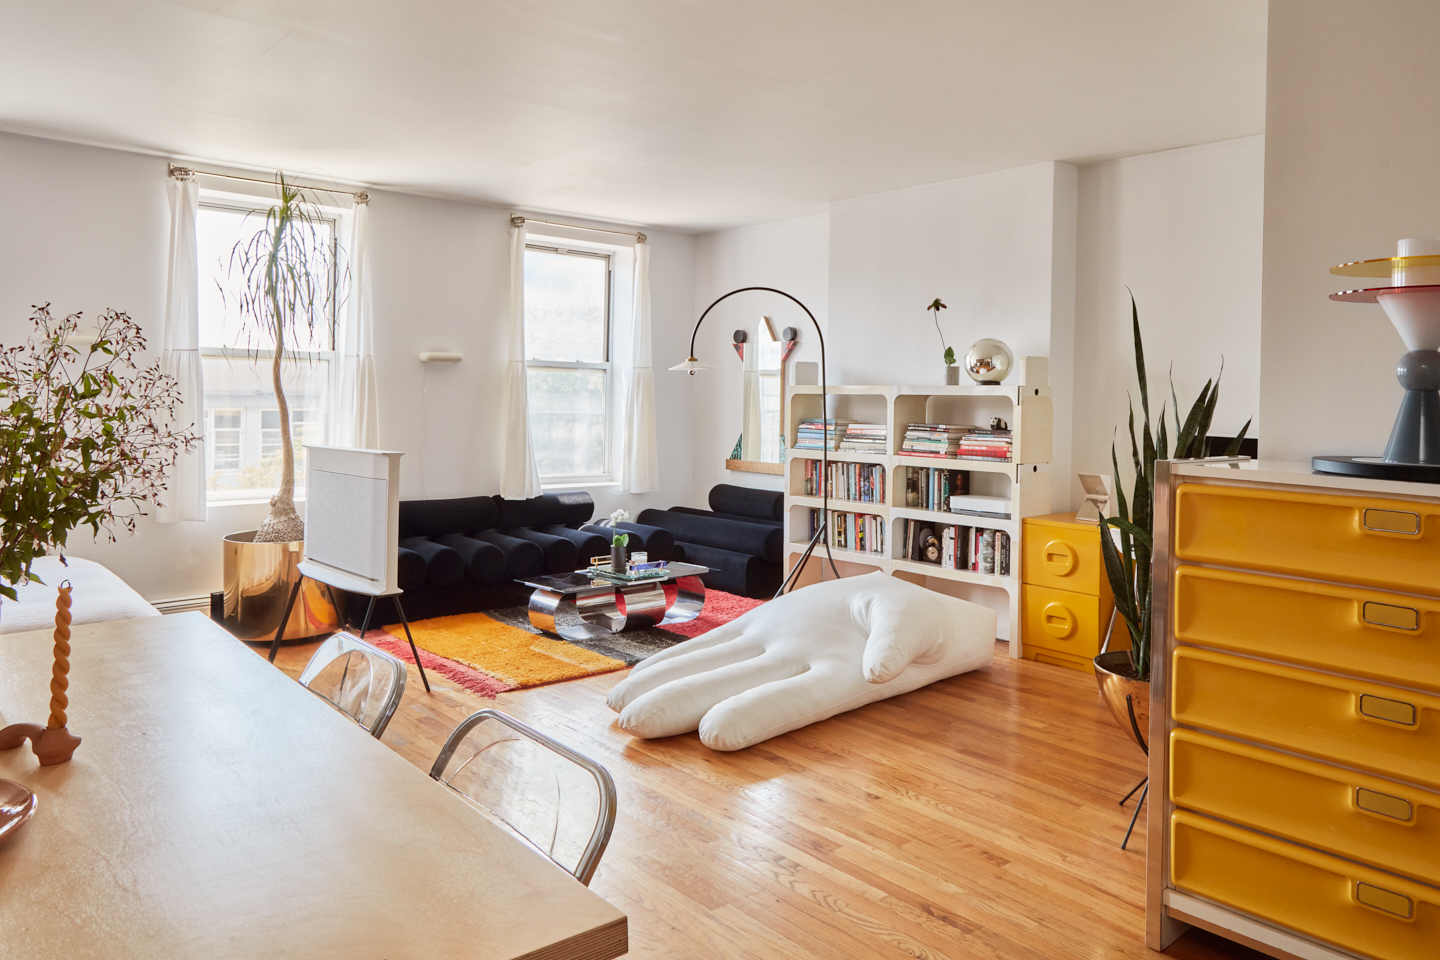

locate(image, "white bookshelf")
(782, 358), (1054, 656)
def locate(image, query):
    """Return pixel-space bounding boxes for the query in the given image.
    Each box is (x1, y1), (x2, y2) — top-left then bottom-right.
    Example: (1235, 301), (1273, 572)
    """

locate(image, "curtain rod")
(512, 215), (645, 243)
(168, 164), (369, 203)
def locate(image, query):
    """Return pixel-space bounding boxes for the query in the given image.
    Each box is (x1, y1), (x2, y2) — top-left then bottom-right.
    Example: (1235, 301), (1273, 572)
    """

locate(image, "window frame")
(523, 243), (616, 484)
(197, 195), (343, 504)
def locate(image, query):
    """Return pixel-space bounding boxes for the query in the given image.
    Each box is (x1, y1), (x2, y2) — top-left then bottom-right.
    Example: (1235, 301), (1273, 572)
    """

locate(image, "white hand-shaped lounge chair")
(607, 571), (996, 751)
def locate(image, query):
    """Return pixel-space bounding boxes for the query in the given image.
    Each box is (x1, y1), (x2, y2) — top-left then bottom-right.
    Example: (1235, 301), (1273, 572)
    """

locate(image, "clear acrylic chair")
(430, 709), (617, 885)
(297, 632), (408, 738)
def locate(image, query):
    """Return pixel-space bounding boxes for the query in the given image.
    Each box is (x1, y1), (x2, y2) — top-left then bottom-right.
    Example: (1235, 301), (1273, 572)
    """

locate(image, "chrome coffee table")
(520, 562), (710, 642)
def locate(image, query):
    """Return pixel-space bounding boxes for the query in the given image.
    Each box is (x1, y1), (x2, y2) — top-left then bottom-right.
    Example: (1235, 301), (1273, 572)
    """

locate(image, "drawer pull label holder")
(1355, 882), (1413, 919)
(1362, 601), (1420, 630)
(1358, 694), (1418, 726)
(1355, 788), (1414, 822)
(1363, 508), (1421, 535)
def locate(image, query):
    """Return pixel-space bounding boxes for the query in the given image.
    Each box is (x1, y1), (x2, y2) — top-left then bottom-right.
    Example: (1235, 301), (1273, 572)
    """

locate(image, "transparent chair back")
(297, 632), (407, 738)
(430, 710), (616, 885)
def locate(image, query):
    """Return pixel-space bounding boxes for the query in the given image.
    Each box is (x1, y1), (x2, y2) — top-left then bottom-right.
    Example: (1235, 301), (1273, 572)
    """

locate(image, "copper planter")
(1094, 650), (1150, 748)
(221, 531), (342, 643)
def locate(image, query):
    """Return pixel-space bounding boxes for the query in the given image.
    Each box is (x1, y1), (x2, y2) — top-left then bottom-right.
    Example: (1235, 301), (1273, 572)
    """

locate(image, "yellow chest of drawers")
(1019, 512), (1118, 672)
(1149, 461), (1440, 960)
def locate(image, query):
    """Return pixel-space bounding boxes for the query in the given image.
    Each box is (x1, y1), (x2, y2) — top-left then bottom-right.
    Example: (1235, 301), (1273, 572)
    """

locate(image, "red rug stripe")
(364, 627), (516, 699)
(656, 586), (764, 638)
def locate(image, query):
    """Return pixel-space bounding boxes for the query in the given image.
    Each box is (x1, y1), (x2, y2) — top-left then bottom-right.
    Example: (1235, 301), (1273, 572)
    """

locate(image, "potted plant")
(606, 509), (630, 573)
(928, 298), (959, 384)
(220, 176), (344, 641)
(0, 305), (198, 609)
(1094, 295), (1250, 737)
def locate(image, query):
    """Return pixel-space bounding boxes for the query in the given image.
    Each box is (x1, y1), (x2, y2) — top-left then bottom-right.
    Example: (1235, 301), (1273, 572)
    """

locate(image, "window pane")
(524, 249), (608, 362)
(528, 367), (607, 477)
(204, 357), (328, 499)
(198, 204), (335, 352)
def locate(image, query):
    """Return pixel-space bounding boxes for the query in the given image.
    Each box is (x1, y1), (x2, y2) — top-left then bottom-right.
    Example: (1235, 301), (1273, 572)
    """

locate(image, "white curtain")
(501, 220), (542, 499)
(158, 176), (207, 523)
(622, 239), (659, 492)
(334, 199), (380, 449)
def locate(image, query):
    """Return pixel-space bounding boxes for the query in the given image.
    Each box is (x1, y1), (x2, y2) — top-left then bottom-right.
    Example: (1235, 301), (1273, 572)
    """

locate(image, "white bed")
(1, 556), (161, 634)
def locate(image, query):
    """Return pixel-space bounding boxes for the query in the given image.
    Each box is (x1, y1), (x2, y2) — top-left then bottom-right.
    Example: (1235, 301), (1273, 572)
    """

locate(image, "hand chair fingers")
(623, 618), (751, 679)
(606, 631), (757, 712)
(616, 654), (807, 740)
(697, 666), (860, 751)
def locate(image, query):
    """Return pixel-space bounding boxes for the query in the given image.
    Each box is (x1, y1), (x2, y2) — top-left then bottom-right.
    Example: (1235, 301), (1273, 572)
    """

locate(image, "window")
(198, 198), (338, 500)
(524, 245), (612, 480)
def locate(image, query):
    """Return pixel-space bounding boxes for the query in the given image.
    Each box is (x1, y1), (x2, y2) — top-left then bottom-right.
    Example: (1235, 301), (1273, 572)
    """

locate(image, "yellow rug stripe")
(384, 612), (626, 688)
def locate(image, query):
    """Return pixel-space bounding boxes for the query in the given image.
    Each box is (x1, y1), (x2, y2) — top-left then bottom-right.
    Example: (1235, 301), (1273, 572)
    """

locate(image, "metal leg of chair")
(1121, 782), (1148, 850)
(268, 578), (304, 663)
(392, 596), (431, 693)
(356, 596), (378, 642)
(1119, 776), (1147, 807)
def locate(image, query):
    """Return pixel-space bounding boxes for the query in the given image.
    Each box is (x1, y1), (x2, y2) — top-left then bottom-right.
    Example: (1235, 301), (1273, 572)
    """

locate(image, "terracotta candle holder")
(0, 581), (82, 765)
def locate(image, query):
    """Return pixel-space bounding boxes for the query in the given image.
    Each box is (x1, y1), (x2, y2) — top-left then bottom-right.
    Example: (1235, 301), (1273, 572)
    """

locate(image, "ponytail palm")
(229, 176), (337, 543)
(1098, 294), (1250, 680)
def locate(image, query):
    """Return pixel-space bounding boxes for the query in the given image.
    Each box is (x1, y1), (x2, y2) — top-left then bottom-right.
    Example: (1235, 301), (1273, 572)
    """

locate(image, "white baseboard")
(154, 595), (212, 616)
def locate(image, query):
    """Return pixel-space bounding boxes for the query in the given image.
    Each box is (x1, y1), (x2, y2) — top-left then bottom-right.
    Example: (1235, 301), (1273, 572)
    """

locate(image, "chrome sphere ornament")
(964, 339), (1014, 384)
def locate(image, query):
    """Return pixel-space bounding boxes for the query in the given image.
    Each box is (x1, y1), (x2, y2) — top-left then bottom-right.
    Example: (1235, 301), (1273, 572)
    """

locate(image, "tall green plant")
(228, 176), (338, 543)
(1098, 294), (1251, 680)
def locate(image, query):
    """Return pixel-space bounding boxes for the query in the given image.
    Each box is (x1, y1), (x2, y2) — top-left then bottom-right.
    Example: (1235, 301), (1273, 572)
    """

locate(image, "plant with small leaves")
(927, 299), (951, 363)
(0, 305), (200, 601)
(1097, 293), (1251, 681)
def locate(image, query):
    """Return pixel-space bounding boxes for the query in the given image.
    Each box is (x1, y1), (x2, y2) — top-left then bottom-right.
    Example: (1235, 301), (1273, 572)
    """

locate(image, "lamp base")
(1312, 455), (1440, 484)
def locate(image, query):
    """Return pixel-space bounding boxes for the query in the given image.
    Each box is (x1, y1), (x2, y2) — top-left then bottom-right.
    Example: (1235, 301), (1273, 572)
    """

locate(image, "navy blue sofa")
(637, 484), (785, 599)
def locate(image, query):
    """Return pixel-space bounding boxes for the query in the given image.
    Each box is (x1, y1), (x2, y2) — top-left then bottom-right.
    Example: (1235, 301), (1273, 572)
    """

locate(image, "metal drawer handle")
(1362, 601), (1420, 631)
(1355, 788), (1414, 822)
(1355, 882), (1413, 919)
(1358, 694), (1417, 726)
(1363, 508), (1421, 535)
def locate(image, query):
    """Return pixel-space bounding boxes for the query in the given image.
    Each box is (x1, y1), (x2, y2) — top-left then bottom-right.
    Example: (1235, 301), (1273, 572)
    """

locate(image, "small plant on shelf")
(1098, 295), (1250, 682)
(927, 298), (954, 366)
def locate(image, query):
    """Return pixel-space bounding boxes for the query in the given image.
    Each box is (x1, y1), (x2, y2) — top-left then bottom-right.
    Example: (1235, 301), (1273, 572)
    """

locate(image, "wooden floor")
(262, 636), (1263, 960)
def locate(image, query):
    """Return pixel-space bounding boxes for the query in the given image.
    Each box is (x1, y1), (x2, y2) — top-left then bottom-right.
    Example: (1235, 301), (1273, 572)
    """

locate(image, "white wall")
(826, 161), (1078, 505)
(1072, 135), (1265, 501)
(689, 214), (829, 499)
(1260, 1), (1440, 462)
(0, 130), (695, 602)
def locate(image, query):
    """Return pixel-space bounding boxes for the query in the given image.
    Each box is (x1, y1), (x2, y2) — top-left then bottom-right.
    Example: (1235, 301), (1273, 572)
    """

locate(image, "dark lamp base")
(1312, 455), (1440, 484)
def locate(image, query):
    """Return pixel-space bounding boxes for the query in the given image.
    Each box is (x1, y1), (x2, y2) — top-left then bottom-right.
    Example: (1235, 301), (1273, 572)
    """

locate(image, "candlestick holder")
(0, 582), (81, 765)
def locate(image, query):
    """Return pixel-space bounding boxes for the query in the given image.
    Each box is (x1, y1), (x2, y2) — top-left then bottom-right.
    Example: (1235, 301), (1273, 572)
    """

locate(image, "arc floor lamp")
(671, 287), (840, 597)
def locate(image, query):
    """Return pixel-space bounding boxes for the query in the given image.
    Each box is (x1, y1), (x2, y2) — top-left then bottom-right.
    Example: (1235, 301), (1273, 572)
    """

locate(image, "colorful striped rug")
(369, 587), (763, 698)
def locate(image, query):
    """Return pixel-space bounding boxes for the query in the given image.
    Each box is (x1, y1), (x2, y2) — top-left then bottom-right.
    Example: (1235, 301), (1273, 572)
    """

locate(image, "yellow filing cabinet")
(1150, 462), (1440, 960)
(1020, 512), (1117, 672)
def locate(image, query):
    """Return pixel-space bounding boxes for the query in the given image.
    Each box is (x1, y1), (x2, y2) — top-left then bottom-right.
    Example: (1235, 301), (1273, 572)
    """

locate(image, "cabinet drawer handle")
(1358, 694), (1417, 726)
(1363, 508), (1421, 535)
(1041, 602), (1076, 639)
(1355, 882), (1413, 919)
(1355, 787), (1414, 822)
(1042, 540), (1077, 577)
(1362, 601), (1420, 630)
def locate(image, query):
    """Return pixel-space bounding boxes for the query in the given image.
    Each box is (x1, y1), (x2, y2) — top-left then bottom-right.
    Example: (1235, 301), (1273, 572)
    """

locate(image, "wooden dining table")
(0, 613), (627, 960)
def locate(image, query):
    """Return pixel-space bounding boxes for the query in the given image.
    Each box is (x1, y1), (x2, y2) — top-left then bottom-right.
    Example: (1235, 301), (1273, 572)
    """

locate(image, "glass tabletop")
(519, 562), (710, 595)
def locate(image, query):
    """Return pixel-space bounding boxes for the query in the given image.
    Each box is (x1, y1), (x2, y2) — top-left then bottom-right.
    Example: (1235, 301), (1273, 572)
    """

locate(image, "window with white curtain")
(524, 245), (613, 481)
(197, 198), (337, 501)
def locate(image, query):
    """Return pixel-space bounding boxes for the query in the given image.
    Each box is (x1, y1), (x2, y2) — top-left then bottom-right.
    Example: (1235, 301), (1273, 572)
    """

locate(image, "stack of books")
(904, 466), (967, 510)
(794, 418), (853, 451)
(897, 518), (1012, 575)
(900, 423), (970, 457)
(804, 461), (885, 503)
(810, 509), (886, 554)
(838, 422), (888, 454)
(956, 426), (1013, 461)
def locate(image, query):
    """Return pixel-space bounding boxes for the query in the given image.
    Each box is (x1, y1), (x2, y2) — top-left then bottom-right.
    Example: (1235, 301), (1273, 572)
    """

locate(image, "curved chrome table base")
(527, 574), (708, 641)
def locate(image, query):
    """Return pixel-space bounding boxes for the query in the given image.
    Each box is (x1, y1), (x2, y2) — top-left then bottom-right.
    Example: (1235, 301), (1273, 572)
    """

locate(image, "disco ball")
(965, 339), (1014, 384)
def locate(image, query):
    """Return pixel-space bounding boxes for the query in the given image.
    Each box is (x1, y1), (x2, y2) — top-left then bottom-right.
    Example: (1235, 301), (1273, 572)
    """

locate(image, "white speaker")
(299, 446), (404, 596)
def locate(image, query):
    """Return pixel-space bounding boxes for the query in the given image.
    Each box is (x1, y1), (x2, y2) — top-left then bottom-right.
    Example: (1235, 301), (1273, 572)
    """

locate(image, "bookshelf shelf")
(783, 359), (1053, 656)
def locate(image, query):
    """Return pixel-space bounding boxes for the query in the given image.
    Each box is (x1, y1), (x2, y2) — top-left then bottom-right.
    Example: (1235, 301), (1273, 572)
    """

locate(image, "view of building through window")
(197, 200), (335, 500)
(524, 245), (612, 479)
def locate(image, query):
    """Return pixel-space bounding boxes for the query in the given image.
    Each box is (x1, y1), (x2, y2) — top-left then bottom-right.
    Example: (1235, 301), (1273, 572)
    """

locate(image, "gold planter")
(1094, 650), (1150, 747)
(221, 531), (342, 643)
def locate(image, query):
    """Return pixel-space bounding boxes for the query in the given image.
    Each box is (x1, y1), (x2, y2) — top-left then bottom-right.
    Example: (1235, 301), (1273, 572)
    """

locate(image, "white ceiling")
(0, 0), (1267, 231)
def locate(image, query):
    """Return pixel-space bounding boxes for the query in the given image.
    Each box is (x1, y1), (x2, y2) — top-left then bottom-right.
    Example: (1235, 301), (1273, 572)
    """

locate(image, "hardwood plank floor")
(261, 636), (1263, 960)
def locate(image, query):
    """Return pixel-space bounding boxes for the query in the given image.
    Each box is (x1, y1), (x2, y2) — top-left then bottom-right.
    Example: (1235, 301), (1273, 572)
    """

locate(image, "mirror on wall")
(728, 317), (795, 473)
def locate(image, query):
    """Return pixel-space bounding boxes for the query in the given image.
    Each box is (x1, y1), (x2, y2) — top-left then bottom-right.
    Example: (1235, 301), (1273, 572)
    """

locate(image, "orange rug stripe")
(384, 611), (627, 688)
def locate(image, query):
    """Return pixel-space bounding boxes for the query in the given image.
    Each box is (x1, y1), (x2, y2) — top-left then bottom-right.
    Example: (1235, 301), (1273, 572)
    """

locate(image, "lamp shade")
(669, 356), (714, 374)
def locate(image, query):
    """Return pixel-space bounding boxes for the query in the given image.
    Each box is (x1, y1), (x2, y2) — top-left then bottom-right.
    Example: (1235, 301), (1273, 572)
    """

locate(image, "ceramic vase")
(611, 541), (626, 574)
(945, 365), (960, 385)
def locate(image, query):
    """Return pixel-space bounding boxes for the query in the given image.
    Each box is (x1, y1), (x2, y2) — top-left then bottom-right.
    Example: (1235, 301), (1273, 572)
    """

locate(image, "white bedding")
(1, 556), (161, 634)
